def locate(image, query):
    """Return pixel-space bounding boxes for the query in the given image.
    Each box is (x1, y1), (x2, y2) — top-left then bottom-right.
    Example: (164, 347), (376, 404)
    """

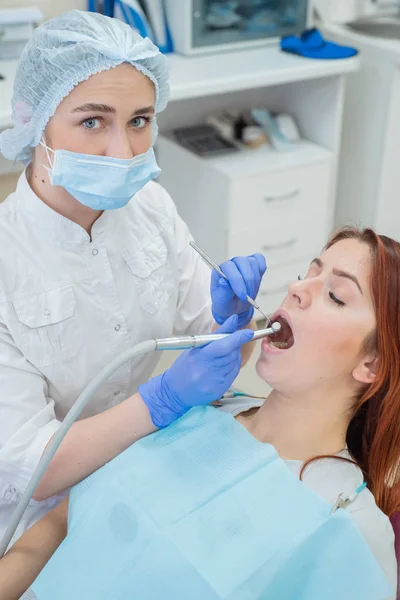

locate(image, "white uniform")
(0, 171), (213, 544)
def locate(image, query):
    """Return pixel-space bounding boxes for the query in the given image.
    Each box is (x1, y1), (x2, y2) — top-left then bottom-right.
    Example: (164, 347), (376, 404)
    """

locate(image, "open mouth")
(268, 314), (294, 350)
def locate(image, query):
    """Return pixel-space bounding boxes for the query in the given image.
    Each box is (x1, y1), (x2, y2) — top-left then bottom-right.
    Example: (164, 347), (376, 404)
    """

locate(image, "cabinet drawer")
(228, 217), (327, 268)
(257, 261), (310, 315)
(229, 162), (332, 235)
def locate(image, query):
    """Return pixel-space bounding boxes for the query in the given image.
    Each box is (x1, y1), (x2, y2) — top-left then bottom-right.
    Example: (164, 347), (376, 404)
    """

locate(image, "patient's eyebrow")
(310, 258), (363, 295)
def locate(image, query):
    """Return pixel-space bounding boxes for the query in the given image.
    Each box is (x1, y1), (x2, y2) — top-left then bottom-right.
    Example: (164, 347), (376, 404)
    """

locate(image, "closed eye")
(329, 291), (345, 307)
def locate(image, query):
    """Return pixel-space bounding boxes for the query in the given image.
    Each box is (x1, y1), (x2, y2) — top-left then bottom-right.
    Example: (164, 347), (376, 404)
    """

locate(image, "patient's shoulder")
(290, 456), (397, 593)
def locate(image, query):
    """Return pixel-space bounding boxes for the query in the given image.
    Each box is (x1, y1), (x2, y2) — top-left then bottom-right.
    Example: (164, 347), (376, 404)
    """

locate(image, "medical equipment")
(0, 10), (169, 162)
(189, 240), (271, 324)
(331, 482), (367, 515)
(31, 406), (392, 600)
(164, 0), (311, 56)
(174, 125), (239, 157)
(212, 390), (266, 407)
(251, 108), (295, 153)
(0, 322), (280, 557)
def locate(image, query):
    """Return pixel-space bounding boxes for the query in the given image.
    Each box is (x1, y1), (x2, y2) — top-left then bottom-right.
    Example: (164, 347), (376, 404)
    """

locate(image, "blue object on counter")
(281, 28), (358, 60)
(87, 0), (114, 16)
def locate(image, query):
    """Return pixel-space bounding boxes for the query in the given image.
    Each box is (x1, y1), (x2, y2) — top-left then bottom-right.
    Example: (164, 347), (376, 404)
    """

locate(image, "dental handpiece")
(189, 241), (272, 325)
(0, 322), (281, 557)
(155, 322), (281, 350)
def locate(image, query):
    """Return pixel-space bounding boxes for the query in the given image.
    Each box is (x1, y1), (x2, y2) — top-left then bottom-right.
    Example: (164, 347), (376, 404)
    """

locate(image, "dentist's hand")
(211, 254), (267, 328)
(139, 315), (254, 428)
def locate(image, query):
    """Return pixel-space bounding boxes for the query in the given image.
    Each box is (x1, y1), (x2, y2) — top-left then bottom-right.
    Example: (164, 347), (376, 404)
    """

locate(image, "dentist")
(0, 10), (266, 545)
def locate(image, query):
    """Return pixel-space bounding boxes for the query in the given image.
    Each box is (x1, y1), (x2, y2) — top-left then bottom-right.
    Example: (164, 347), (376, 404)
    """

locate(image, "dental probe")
(189, 241), (272, 325)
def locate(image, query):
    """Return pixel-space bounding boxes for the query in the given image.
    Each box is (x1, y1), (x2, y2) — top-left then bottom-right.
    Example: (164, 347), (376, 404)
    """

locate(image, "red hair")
(302, 227), (400, 517)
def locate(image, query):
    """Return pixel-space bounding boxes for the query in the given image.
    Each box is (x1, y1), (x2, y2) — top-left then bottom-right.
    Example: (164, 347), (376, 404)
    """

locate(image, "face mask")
(41, 140), (161, 210)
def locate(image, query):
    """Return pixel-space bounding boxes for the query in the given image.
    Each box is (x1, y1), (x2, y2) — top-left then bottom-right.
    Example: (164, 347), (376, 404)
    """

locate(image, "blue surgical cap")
(0, 10), (169, 162)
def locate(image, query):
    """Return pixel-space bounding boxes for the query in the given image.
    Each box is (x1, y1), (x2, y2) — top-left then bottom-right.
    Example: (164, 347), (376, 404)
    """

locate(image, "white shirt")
(218, 397), (398, 596)
(0, 171), (213, 546)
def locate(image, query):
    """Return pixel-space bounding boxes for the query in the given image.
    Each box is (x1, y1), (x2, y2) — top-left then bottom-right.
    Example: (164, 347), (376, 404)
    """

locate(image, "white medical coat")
(0, 171), (213, 544)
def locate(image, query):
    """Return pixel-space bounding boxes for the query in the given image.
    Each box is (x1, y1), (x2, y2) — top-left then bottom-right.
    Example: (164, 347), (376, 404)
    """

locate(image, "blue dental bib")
(33, 406), (393, 599)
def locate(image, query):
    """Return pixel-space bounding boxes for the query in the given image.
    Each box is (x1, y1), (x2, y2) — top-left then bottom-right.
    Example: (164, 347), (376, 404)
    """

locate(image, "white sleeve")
(152, 184), (214, 336)
(173, 210), (214, 336)
(0, 318), (61, 493)
(349, 502), (398, 595)
(299, 458), (398, 596)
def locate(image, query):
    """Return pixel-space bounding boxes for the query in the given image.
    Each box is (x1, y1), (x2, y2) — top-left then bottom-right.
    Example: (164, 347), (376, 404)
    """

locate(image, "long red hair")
(302, 227), (400, 517)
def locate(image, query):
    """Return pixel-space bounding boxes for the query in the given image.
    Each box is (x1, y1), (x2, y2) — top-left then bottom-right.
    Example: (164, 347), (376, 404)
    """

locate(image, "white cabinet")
(258, 259), (311, 312)
(228, 162), (332, 266)
(323, 25), (400, 240)
(157, 135), (333, 314)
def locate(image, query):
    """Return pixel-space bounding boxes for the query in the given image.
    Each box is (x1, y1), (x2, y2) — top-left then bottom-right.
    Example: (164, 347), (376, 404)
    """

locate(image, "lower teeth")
(270, 341), (288, 349)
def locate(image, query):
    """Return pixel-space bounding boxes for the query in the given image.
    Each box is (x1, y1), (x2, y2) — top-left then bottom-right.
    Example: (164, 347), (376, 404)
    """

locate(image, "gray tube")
(0, 325), (281, 556)
(0, 339), (156, 557)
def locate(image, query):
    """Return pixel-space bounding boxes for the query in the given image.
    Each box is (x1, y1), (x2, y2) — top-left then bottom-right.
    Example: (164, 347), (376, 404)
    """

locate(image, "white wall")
(1, 0), (87, 20)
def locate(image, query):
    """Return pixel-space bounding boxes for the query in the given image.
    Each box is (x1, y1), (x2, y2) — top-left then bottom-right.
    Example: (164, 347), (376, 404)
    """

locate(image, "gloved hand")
(211, 254), (267, 328)
(139, 314), (254, 428)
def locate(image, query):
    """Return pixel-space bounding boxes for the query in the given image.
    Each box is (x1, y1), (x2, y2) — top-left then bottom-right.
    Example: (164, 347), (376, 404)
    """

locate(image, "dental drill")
(0, 322), (280, 557)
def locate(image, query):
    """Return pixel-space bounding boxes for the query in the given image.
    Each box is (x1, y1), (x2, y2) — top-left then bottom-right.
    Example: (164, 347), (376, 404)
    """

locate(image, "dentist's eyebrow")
(72, 103), (116, 113)
(131, 106), (155, 117)
(310, 258), (363, 295)
(71, 104), (155, 116)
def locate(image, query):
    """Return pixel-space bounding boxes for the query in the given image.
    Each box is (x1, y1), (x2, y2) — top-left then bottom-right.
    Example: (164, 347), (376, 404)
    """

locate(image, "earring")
(297, 275), (302, 281)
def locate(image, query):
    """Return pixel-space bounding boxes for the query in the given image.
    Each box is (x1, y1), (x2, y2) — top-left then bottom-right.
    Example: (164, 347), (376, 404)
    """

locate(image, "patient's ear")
(352, 353), (378, 385)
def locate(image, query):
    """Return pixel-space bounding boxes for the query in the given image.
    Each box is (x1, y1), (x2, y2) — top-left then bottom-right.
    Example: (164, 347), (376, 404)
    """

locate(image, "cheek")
(130, 129), (152, 153)
(303, 319), (364, 369)
(46, 119), (91, 152)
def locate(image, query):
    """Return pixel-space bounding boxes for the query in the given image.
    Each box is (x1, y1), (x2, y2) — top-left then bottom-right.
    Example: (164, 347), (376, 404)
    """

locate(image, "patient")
(2, 227), (399, 599)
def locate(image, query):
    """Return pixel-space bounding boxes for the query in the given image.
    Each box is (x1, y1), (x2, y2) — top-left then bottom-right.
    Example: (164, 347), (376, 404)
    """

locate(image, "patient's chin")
(255, 352), (289, 390)
(255, 354), (273, 382)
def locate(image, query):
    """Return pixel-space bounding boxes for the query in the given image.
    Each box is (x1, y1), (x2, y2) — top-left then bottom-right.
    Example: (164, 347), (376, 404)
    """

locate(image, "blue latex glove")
(211, 254), (267, 328)
(139, 315), (254, 428)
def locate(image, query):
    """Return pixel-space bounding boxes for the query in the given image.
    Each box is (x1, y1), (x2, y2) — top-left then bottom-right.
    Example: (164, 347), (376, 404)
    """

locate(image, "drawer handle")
(262, 238), (297, 252)
(264, 189), (300, 203)
(260, 285), (288, 296)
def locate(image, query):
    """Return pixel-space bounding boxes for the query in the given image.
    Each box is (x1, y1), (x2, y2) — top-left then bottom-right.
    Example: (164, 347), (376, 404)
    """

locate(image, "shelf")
(167, 44), (360, 101)
(160, 135), (333, 177)
(0, 47), (359, 131)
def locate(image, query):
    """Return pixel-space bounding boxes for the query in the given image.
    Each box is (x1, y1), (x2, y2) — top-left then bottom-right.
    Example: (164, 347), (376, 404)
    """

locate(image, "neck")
(238, 387), (351, 461)
(28, 162), (102, 235)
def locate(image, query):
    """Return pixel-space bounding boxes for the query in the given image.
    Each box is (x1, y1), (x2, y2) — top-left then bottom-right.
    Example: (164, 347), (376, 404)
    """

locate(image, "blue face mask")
(41, 141), (161, 210)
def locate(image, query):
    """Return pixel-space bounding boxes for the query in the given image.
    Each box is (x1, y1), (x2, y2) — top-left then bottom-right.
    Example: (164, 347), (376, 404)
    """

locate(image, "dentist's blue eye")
(81, 117), (101, 129)
(130, 116), (150, 129)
